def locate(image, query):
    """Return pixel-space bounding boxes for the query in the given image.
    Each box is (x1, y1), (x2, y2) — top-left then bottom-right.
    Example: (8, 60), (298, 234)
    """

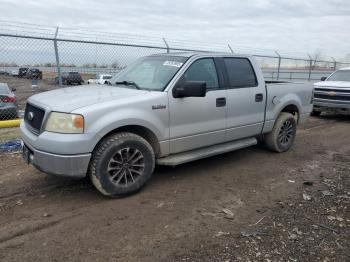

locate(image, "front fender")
(80, 107), (169, 153)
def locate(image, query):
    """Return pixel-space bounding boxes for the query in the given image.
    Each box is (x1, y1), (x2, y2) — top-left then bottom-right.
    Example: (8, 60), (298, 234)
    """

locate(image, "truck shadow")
(316, 113), (350, 121)
(11, 145), (267, 201)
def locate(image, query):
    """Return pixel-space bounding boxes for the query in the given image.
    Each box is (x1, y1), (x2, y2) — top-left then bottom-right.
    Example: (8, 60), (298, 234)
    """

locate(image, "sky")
(1, 0), (350, 60)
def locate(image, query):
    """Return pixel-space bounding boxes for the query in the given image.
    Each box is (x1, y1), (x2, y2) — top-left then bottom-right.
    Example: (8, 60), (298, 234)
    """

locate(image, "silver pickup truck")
(21, 53), (313, 196)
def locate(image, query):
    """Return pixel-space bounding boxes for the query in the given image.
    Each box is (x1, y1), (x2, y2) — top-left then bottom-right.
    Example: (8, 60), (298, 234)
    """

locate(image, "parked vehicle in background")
(26, 68), (43, 79)
(56, 72), (84, 85)
(87, 74), (98, 84)
(312, 68), (350, 116)
(87, 74), (113, 85)
(21, 52), (313, 197)
(0, 70), (10, 76)
(10, 69), (19, 77)
(18, 67), (29, 78)
(0, 83), (17, 120)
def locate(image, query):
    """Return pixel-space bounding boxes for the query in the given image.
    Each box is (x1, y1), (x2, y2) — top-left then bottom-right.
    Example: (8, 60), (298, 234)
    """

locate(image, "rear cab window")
(223, 58), (258, 88)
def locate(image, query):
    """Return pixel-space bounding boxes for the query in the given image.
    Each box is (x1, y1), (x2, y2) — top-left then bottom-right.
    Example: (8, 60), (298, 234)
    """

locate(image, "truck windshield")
(327, 70), (350, 82)
(111, 56), (187, 91)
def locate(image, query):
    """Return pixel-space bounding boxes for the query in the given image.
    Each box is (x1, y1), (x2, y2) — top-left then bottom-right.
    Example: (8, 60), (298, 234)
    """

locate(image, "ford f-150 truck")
(312, 68), (350, 116)
(21, 53), (313, 196)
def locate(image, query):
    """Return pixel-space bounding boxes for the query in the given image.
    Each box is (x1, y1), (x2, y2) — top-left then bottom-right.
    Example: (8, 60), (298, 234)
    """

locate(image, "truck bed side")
(263, 82), (313, 133)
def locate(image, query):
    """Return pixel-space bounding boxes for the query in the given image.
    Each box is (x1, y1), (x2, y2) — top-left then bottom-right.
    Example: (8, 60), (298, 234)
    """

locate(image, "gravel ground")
(0, 105), (349, 260)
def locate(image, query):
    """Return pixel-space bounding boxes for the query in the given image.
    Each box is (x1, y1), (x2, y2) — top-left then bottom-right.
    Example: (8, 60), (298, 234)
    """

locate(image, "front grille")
(314, 93), (350, 102)
(315, 88), (350, 94)
(24, 103), (45, 134)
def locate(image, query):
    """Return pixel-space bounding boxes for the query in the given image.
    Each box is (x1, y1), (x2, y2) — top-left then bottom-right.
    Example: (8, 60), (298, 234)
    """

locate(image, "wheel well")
(100, 125), (160, 157)
(281, 104), (299, 122)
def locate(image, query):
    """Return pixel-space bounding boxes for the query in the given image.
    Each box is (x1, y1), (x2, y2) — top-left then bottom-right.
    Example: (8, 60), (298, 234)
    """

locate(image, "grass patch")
(0, 128), (21, 143)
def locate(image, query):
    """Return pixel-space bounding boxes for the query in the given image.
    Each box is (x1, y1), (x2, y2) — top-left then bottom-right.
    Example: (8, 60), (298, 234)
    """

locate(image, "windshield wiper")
(115, 80), (140, 90)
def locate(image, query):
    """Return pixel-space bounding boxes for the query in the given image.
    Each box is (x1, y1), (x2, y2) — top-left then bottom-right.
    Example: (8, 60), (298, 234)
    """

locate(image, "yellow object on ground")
(0, 119), (22, 128)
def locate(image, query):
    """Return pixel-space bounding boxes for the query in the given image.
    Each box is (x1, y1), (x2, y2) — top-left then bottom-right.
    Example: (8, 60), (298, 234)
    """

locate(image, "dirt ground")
(0, 114), (349, 261)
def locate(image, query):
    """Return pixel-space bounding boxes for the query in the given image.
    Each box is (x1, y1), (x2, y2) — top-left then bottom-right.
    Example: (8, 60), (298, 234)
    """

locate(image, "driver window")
(184, 58), (219, 90)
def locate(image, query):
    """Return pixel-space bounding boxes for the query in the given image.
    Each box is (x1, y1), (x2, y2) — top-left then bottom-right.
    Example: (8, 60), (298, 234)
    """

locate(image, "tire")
(89, 132), (155, 197)
(311, 110), (321, 117)
(264, 112), (297, 153)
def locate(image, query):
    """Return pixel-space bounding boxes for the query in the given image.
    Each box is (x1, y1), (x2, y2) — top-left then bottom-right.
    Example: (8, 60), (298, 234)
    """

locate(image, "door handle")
(255, 93), (263, 102)
(216, 97), (226, 107)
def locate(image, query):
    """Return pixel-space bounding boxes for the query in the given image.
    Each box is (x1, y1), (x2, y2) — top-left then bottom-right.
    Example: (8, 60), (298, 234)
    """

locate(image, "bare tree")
(310, 49), (323, 69)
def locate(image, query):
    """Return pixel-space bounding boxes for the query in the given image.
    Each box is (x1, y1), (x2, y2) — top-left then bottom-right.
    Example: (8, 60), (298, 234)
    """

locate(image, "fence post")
(331, 57), (337, 70)
(163, 38), (170, 53)
(307, 54), (312, 81)
(54, 26), (62, 86)
(228, 44), (234, 53)
(274, 51), (281, 80)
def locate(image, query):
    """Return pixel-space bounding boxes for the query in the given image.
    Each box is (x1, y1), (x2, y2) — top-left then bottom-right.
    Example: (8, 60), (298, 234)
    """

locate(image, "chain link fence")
(0, 21), (350, 121)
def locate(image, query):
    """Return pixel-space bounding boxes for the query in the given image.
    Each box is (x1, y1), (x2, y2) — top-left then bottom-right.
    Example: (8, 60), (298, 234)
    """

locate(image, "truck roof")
(150, 52), (252, 58)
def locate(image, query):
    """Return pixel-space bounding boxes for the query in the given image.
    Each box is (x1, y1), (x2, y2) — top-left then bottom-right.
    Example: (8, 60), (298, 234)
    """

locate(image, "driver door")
(168, 58), (226, 154)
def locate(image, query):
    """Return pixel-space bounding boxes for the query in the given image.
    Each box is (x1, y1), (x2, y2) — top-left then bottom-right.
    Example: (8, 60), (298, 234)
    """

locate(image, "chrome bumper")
(313, 100), (350, 114)
(313, 100), (350, 109)
(22, 142), (91, 178)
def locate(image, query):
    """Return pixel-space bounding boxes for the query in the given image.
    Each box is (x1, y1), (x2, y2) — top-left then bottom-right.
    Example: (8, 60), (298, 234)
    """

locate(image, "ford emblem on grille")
(327, 91), (337, 96)
(28, 111), (35, 121)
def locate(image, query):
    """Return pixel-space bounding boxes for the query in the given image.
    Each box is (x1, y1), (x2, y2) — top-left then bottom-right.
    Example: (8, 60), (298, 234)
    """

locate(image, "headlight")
(45, 112), (84, 134)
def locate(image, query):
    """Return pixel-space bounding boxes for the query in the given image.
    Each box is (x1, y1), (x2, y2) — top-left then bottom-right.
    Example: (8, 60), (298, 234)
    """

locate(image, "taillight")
(1, 97), (16, 103)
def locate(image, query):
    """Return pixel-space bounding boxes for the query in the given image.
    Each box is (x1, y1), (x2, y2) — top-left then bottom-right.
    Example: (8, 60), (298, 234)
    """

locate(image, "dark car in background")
(26, 68), (43, 79)
(55, 72), (83, 85)
(18, 67), (29, 78)
(0, 70), (10, 76)
(0, 83), (17, 120)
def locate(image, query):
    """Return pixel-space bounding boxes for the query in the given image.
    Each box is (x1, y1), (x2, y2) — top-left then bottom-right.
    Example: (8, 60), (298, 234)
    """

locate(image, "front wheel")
(89, 132), (155, 197)
(264, 112), (297, 153)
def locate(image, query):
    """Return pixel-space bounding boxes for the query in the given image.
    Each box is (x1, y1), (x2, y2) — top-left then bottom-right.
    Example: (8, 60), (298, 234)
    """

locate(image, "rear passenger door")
(223, 57), (265, 141)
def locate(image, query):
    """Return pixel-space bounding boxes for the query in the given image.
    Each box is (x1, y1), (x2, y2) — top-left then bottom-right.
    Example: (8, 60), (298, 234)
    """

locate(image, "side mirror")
(173, 81), (206, 98)
(11, 88), (16, 92)
(320, 76), (327, 81)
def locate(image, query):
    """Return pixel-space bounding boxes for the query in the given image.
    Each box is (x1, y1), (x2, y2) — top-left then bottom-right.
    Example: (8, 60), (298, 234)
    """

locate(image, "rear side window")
(224, 58), (258, 88)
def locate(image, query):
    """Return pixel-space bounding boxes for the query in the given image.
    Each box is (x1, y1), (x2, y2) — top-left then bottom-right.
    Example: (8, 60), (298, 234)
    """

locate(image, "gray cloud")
(1, 0), (350, 59)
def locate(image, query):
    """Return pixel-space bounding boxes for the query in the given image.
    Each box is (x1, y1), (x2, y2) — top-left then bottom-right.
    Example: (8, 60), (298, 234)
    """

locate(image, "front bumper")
(313, 100), (350, 114)
(21, 122), (92, 178)
(22, 143), (90, 178)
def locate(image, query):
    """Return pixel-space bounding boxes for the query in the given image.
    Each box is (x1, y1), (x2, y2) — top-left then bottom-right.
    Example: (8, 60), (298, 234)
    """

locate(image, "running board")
(157, 137), (257, 166)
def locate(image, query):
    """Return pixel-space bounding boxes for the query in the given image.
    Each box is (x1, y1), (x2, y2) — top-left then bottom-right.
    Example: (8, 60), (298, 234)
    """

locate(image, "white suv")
(87, 74), (112, 85)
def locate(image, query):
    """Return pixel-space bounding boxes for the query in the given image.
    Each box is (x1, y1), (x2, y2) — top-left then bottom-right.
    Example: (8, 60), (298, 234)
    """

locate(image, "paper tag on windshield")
(163, 61), (183, 68)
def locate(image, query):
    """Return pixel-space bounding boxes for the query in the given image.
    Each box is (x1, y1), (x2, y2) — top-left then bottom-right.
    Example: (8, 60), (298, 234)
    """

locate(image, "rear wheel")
(264, 112), (297, 153)
(89, 132), (155, 197)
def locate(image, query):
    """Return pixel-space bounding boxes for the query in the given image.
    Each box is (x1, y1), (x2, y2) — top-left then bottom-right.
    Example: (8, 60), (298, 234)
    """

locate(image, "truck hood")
(29, 84), (149, 112)
(314, 81), (350, 89)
